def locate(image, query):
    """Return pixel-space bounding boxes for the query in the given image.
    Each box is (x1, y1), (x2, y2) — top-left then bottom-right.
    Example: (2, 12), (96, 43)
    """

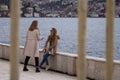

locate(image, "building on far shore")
(0, 4), (9, 17)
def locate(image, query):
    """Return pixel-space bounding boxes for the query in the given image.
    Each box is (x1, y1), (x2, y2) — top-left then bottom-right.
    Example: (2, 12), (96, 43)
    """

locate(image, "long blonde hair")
(29, 20), (38, 31)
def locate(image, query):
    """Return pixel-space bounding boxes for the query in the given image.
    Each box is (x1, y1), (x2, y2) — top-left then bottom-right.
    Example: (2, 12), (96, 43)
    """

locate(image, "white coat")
(23, 29), (42, 57)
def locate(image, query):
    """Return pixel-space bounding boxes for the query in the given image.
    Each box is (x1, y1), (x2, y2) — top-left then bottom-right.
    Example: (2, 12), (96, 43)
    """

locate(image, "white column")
(10, 0), (20, 80)
(77, 0), (87, 80)
(105, 0), (115, 80)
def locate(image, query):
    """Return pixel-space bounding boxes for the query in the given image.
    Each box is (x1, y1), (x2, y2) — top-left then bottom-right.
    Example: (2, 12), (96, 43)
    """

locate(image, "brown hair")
(52, 28), (57, 36)
(29, 20), (38, 31)
(49, 28), (57, 42)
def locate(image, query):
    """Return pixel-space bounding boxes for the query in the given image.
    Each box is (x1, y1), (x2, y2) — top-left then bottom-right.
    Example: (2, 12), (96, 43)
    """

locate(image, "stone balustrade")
(0, 43), (120, 80)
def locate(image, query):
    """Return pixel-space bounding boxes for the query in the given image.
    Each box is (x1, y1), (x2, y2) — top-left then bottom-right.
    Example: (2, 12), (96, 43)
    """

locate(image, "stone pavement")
(0, 59), (77, 80)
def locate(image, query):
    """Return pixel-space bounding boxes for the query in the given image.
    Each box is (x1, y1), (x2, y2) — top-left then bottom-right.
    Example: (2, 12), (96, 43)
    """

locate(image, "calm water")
(0, 18), (120, 60)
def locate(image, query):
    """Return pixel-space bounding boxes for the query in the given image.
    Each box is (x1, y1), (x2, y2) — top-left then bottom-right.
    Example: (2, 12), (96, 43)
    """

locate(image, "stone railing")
(0, 43), (120, 80)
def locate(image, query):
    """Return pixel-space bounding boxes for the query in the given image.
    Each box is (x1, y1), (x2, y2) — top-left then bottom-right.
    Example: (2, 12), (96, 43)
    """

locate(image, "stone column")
(77, 0), (87, 80)
(10, 0), (20, 80)
(105, 0), (115, 80)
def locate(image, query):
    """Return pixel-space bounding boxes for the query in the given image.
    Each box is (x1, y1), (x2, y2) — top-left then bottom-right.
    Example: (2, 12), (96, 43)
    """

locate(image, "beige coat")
(23, 29), (42, 57)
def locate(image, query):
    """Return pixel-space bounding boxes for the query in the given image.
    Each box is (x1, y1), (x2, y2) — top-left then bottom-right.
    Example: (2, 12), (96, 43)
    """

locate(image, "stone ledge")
(0, 43), (120, 80)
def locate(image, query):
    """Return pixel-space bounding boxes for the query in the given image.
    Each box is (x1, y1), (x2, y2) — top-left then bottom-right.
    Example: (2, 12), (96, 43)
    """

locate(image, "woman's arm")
(44, 35), (50, 49)
(26, 31), (29, 39)
(36, 30), (43, 41)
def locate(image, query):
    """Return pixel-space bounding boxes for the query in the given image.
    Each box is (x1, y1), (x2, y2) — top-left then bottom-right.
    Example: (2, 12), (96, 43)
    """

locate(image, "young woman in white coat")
(23, 20), (42, 72)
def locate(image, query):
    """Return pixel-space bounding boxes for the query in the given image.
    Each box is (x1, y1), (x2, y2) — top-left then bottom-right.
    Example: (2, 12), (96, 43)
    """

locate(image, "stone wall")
(0, 43), (120, 80)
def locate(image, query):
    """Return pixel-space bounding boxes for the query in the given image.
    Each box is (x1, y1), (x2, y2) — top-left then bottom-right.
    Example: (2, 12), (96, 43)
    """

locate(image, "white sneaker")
(45, 65), (50, 71)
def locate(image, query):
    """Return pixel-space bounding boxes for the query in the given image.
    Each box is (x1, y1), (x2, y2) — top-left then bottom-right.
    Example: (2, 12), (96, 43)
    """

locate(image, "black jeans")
(24, 56), (39, 68)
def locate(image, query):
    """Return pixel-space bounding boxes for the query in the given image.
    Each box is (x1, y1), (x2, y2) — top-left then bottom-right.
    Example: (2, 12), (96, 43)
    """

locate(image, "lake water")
(0, 18), (120, 60)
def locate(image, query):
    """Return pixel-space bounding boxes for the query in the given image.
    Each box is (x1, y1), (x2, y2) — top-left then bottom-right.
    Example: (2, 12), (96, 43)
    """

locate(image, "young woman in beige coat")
(23, 20), (42, 72)
(39, 28), (60, 70)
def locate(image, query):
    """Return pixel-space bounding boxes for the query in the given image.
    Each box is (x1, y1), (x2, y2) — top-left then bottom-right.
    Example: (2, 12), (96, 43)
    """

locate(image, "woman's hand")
(40, 48), (46, 53)
(50, 53), (56, 56)
(41, 37), (44, 40)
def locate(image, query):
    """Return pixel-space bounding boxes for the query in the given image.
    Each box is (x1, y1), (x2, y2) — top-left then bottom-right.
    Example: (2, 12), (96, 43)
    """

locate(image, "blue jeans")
(40, 52), (50, 67)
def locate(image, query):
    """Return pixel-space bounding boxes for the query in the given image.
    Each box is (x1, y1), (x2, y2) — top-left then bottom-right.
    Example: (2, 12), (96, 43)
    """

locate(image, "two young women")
(23, 20), (60, 72)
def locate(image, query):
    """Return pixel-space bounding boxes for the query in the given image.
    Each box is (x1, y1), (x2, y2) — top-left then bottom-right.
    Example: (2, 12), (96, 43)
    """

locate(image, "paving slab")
(0, 59), (77, 80)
